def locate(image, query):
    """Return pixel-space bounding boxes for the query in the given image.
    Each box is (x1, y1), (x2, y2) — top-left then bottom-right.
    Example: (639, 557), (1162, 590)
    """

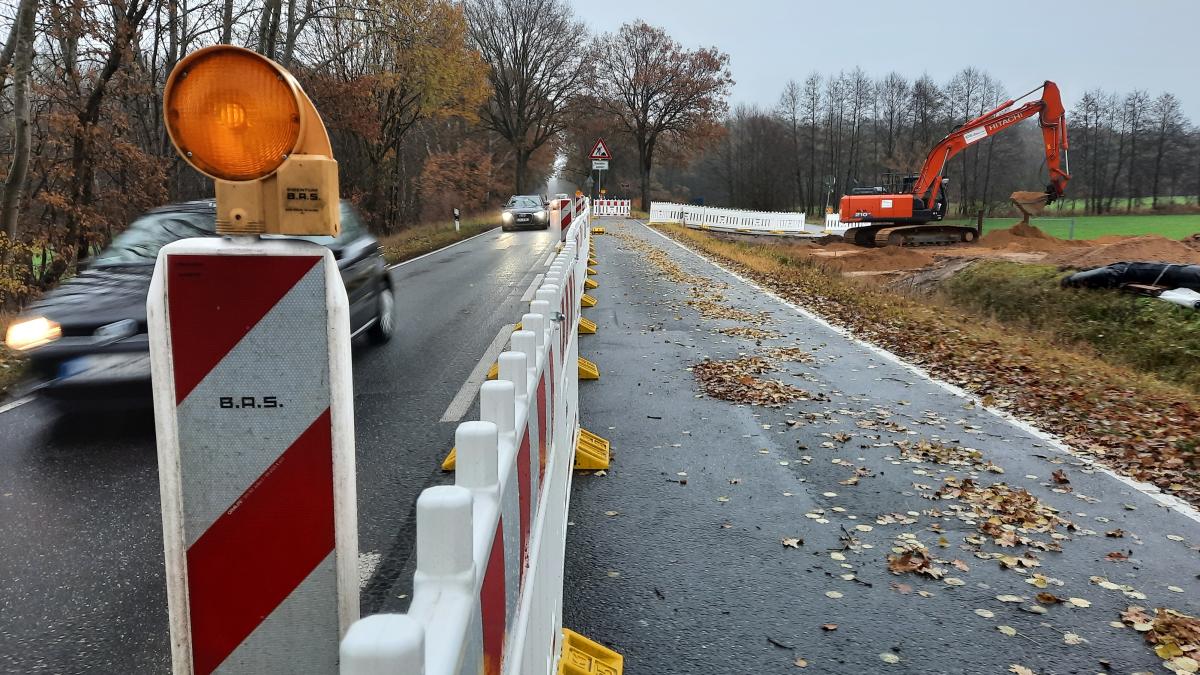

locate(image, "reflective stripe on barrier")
(341, 201), (592, 675)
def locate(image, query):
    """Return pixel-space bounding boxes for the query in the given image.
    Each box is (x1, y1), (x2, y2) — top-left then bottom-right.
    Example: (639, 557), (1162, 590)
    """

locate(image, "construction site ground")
(715, 221), (1200, 281)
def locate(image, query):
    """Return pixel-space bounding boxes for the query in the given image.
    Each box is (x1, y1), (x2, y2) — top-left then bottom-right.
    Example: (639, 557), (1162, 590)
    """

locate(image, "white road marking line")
(0, 395), (33, 415)
(386, 227), (500, 270)
(542, 249), (557, 267)
(358, 550), (382, 589)
(637, 220), (1200, 524)
(521, 273), (545, 302)
(440, 323), (516, 423)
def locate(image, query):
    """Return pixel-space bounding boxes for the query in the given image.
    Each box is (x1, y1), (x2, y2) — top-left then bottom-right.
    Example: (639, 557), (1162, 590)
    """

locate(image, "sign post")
(148, 45), (358, 674)
(453, 207), (461, 233)
(589, 138), (611, 202)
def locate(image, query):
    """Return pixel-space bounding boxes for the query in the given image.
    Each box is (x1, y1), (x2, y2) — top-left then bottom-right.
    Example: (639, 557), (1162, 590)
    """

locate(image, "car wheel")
(368, 284), (395, 345)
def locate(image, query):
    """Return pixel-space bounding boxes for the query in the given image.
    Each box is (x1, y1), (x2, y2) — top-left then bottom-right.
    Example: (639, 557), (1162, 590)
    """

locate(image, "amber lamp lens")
(166, 49), (301, 181)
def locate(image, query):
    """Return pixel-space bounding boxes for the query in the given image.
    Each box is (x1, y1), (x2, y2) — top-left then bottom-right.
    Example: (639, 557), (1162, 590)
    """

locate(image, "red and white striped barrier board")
(592, 199), (630, 217)
(148, 237), (359, 674)
(342, 201), (591, 675)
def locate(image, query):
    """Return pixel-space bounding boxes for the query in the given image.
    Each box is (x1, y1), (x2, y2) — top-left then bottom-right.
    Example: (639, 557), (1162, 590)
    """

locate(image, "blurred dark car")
(500, 195), (549, 231)
(4, 200), (394, 408)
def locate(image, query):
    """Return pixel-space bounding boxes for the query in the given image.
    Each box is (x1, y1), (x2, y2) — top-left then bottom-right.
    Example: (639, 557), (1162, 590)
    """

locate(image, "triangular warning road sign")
(588, 138), (611, 160)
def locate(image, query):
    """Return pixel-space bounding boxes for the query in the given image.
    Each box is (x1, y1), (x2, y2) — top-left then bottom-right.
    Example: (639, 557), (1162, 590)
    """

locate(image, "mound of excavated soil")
(824, 241), (861, 252)
(1052, 235), (1200, 267)
(1184, 233), (1200, 251)
(977, 222), (1084, 252)
(825, 246), (935, 273)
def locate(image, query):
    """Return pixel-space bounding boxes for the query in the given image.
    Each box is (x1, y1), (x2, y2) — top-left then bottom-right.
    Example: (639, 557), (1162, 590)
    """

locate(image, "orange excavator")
(839, 80), (1070, 246)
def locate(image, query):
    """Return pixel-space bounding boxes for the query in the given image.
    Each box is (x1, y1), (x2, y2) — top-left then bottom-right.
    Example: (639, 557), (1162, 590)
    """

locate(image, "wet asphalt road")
(563, 220), (1200, 674)
(0, 226), (555, 674)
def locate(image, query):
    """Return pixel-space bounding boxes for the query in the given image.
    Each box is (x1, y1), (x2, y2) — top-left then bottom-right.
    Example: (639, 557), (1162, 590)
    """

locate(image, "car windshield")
(92, 209), (215, 265)
(507, 197), (541, 209)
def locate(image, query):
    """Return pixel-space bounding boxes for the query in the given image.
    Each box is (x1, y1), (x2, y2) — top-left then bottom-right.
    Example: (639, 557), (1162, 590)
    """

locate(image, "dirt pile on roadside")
(1052, 235), (1200, 267)
(824, 246), (935, 273)
(977, 222), (1082, 252)
(1183, 233), (1200, 251)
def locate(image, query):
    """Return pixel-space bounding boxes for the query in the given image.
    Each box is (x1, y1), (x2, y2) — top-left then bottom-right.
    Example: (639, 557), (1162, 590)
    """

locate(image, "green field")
(944, 214), (1200, 241)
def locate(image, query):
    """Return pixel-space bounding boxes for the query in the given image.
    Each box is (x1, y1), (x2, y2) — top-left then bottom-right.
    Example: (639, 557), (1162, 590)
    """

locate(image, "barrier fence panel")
(648, 201), (814, 235)
(592, 199), (631, 217)
(341, 200), (592, 675)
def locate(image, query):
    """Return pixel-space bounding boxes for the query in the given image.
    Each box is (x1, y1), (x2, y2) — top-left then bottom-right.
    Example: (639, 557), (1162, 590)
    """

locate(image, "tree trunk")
(1, 0), (37, 239)
(514, 149), (528, 194)
(637, 137), (654, 211)
(221, 0), (233, 42)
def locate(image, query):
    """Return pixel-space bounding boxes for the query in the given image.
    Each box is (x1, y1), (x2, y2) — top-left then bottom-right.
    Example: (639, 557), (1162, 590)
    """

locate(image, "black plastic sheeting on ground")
(1062, 262), (1200, 291)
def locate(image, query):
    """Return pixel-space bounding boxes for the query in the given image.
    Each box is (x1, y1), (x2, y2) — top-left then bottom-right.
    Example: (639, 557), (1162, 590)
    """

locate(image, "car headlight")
(5, 317), (62, 350)
(535, 210), (547, 220)
(502, 212), (514, 222)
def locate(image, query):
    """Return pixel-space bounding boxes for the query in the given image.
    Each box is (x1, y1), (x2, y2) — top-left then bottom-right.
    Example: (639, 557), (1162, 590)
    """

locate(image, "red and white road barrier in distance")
(592, 199), (630, 217)
(148, 237), (359, 674)
(341, 202), (591, 674)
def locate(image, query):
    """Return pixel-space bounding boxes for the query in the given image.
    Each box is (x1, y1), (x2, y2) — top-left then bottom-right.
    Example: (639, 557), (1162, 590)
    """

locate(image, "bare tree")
(1149, 92), (1184, 208)
(592, 20), (732, 209)
(776, 79), (804, 209)
(465, 0), (589, 194)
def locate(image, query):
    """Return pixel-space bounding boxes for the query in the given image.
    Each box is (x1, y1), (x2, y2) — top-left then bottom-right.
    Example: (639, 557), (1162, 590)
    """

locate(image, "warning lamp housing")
(164, 45), (340, 237)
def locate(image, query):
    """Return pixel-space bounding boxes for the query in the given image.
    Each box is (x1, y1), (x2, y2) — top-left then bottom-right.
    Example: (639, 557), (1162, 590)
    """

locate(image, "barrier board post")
(149, 238), (359, 674)
(149, 45), (358, 674)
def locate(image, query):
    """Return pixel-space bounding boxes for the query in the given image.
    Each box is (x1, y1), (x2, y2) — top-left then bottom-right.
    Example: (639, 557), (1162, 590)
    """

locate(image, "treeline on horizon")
(642, 68), (1199, 217)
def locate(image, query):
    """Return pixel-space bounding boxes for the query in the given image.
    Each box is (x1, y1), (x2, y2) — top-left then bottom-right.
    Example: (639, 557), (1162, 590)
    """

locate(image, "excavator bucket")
(1010, 190), (1052, 224)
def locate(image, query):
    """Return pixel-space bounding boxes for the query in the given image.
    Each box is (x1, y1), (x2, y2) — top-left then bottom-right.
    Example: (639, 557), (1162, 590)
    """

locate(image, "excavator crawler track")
(874, 225), (980, 247)
(844, 224), (980, 247)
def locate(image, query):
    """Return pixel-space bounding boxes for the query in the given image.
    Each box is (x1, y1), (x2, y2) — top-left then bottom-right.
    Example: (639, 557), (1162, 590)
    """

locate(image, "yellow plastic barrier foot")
(586, 266), (597, 276)
(514, 321), (522, 331)
(573, 429), (611, 471)
(584, 278), (599, 290)
(559, 628), (622, 675)
(588, 257), (598, 266)
(578, 356), (599, 380)
(591, 226), (606, 234)
(581, 293), (597, 308)
(487, 362), (498, 380)
(441, 447), (456, 471)
(578, 317), (597, 334)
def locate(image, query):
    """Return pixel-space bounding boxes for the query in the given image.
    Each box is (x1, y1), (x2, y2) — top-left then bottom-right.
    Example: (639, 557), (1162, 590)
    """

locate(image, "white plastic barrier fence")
(341, 201), (592, 675)
(823, 212), (853, 234)
(592, 199), (630, 217)
(648, 201), (815, 235)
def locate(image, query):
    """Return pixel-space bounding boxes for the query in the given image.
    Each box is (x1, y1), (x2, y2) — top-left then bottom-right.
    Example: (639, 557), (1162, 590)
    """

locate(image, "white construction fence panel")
(648, 201), (816, 235)
(341, 198), (592, 675)
(824, 212), (853, 234)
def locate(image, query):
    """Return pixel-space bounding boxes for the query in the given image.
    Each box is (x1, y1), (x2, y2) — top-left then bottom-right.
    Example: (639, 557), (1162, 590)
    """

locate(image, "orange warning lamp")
(164, 45), (339, 236)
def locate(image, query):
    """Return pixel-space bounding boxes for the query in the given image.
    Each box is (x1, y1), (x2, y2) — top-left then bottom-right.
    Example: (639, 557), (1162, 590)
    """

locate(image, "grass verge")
(379, 217), (495, 265)
(651, 222), (1200, 507)
(954, 214), (1200, 241)
(940, 261), (1200, 392)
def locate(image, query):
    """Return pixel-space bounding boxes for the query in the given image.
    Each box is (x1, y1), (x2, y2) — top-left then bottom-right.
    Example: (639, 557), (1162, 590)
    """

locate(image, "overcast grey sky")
(567, 0), (1200, 119)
